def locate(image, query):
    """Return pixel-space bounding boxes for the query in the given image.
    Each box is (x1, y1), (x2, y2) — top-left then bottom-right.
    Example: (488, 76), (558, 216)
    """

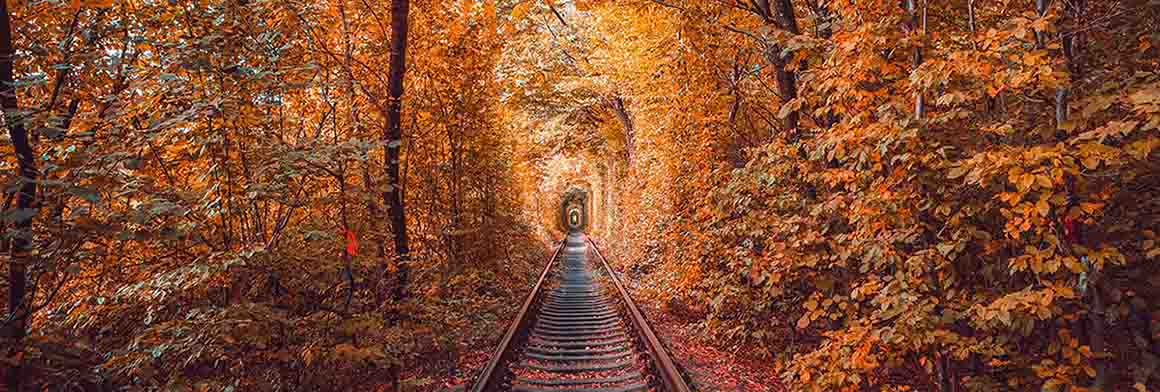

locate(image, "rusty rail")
(586, 235), (692, 392)
(470, 234), (691, 391)
(470, 240), (565, 392)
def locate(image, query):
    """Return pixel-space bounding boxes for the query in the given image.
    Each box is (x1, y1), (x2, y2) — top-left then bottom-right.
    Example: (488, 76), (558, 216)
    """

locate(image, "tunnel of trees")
(1, 0), (1158, 391)
(559, 187), (589, 232)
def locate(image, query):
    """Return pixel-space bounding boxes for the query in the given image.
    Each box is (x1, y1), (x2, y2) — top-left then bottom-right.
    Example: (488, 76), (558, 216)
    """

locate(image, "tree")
(384, 0), (412, 301)
(1, 0), (36, 389)
(521, 1), (1159, 390)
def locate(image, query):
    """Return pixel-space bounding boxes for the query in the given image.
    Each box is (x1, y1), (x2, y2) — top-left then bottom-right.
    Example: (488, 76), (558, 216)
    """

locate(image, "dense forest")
(1, 0), (1157, 391)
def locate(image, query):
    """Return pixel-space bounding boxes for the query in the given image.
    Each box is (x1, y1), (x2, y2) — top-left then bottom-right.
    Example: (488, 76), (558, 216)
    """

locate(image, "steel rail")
(471, 240), (567, 392)
(584, 234), (691, 392)
(586, 235), (692, 392)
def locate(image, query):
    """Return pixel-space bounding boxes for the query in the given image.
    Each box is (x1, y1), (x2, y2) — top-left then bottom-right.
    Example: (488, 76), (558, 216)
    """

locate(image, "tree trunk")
(384, 0), (412, 302)
(766, 44), (800, 132)
(1, 1), (37, 390)
(608, 97), (634, 165)
(1037, 0), (1071, 127)
(811, 1), (839, 128)
(1089, 281), (1108, 390)
(772, 0), (800, 34)
(755, 0), (801, 133)
(908, 0), (925, 120)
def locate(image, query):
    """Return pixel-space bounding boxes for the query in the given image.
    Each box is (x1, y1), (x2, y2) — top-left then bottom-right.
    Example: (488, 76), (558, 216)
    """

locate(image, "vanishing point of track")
(471, 233), (691, 392)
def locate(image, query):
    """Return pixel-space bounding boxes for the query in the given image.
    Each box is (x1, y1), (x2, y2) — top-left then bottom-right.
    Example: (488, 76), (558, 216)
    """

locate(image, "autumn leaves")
(520, 1), (1159, 391)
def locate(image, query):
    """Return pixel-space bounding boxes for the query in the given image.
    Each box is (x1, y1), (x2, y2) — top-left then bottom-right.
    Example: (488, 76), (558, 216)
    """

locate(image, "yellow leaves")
(936, 242), (956, 257)
(850, 279), (882, 300)
(1083, 94), (1119, 117)
(985, 123), (1015, 135)
(1021, 49), (1050, 67)
(997, 191), (1021, 206)
(484, 0), (497, 22)
(1077, 120), (1140, 143)
(1012, 172), (1038, 193)
(1002, 165), (1039, 192)
(1080, 246), (1127, 271)
(777, 97), (805, 120)
(1146, 238), (1160, 259)
(798, 295), (834, 329)
(491, 2), (1155, 390)
(1125, 136), (1159, 160)
(1062, 257), (1086, 273)
(1035, 198), (1051, 217)
(820, 168), (856, 188)
(1078, 202), (1103, 214)
(301, 347), (315, 366)
(511, 1), (533, 20)
(946, 165), (968, 180)
(332, 343), (386, 364)
(799, 369), (812, 383)
(975, 285), (1073, 329)
(1009, 245), (1063, 274)
(1081, 155), (1101, 170)
(1128, 83), (1160, 107)
(71, 0), (114, 8)
(797, 312), (812, 329)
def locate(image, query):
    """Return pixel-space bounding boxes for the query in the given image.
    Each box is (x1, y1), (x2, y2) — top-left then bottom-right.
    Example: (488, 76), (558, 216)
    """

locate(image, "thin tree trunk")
(1036, 0), (1070, 126)
(935, 352), (953, 392)
(384, 0), (412, 302)
(810, 0), (839, 128)
(1035, 0), (1049, 48)
(766, 44), (799, 132)
(772, 0), (799, 34)
(908, 0), (925, 120)
(1, 1), (37, 390)
(754, 0), (801, 133)
(608, 97), (634, 165)
(1089, 281), (1108, 390)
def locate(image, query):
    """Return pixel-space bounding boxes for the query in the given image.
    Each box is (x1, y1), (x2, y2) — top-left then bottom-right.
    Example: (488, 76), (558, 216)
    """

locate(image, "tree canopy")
(2, 0), (1158, 391)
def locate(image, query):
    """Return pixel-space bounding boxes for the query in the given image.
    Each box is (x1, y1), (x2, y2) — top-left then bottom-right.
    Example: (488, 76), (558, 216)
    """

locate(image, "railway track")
(471, 233), (691, 392)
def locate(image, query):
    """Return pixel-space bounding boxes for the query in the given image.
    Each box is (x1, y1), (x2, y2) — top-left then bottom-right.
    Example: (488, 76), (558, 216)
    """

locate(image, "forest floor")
(393, 295), (519, 391)
(641, 299), (785, 391)
(437, 344), (494, 391)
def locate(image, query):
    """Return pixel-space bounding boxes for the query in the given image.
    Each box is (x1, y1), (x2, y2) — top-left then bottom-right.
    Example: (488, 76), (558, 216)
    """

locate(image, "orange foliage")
(2, 0), (1158, 391)
(516, 0), (1160, 391)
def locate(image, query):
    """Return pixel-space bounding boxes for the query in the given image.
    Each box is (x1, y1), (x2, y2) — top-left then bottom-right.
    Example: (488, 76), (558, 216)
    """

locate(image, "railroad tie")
(508, 234), (649, 392)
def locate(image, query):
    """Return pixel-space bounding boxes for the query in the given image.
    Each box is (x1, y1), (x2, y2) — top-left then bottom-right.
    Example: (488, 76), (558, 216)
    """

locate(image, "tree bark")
(809, 0), (839, 128)
(772, 0), (800, 34)
(765, 44), (799, 132)
(1089, 281), (1108, 390)
(1, 1), (37, 390)
(608, 97), (634, 165)
(770, 0), (798, 132)
(907, 0), (925, 120)
(1037, 0), (1071, 127)
(754, 0), (801, 132)
(384, 0), (412, 302)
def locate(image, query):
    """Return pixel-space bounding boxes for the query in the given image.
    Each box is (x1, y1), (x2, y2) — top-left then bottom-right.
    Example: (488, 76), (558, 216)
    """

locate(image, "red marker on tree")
(345, 229), (359, 257)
